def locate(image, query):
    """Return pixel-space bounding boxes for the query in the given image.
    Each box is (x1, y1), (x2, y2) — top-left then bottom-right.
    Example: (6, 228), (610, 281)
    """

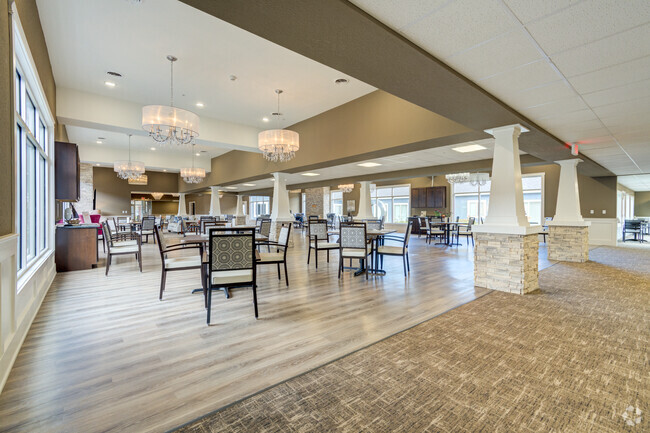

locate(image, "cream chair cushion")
(341, 248), (370, 258)
(165, 256), (201, 269)
(211, 269), (253, 285)
(310, 242), (339, 249)
(111, 244), (139, 254)
(377, 246), (404, 255)
(258, 252), (284, 262)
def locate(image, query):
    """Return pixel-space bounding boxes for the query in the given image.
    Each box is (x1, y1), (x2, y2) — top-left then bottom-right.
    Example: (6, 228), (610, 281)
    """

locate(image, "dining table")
(429, 221), (468, 246)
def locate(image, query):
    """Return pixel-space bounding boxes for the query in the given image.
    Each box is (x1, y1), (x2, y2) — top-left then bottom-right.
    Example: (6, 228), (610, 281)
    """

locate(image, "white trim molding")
(0, 234), (55, 393)
(584, 218), (617, 246)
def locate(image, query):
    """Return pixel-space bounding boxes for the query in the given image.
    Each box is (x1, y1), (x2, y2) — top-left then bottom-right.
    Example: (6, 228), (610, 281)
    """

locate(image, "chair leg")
(471, 235), (475, 246)
(307, 247), (311, 264)
(207, 287), (212, 324)
(364, 259), (368, 280)
(315, 249), (318, 269)
(252, 284), (259, 318)
(284, 261), (289, 286)
(327, 249), (330, 263)
(105, 254), (111, 275)
(406, 253), (410, 272)
(159, 269), (166, 300)
(338, 255), (342, 279)
(138, 251), (142, 272)
(224, 288), (230, 299)
(277, 263), (281, 280)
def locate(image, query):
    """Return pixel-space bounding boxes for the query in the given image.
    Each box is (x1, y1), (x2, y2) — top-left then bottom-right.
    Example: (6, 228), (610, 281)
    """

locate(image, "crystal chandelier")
(338, 184), (354, 193)
(142, 55), (199, 146)
(445, 172), (489, 185)
(151, 192), (164, 200)
(128, 174), (148, 185)
(114, 134), (145, 180)
(181, 142), (206, 184)
(258, 89), (299, 162)
(445, 172), (470, 184)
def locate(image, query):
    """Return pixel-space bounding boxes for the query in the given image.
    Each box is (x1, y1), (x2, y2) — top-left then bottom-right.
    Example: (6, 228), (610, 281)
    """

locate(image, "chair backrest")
(308, 215), (319, 221)
(208, 228), (255, 282)
(277, 224), (292, 259)
(365, 219), (381, 231)
(403, 219), (413, 247)
(259, 219), (272, 237)
(340, 224), (367, 249)
(106, 218), (118, 233)
(101, 222), (115, 250)
(117, 216), (128, 224)
(203, 221), (219, 234)
(308, 220), (329, 241)
(468, 217), (476, 228)
(424, 218), (431, 230)
(624, 220), (640, 230)
(142, 216), (155, 231)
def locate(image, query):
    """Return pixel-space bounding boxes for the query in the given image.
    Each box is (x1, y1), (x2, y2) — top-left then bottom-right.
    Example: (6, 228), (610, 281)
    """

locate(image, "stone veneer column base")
(548, 225), (589, 262)
(270, 220), (294, 247)
(474, 232), (539, 294)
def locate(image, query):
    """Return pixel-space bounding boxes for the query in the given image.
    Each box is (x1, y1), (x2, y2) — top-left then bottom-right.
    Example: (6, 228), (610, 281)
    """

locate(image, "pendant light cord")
(170, 59), (174, 107)
(128, 134), (132, 163)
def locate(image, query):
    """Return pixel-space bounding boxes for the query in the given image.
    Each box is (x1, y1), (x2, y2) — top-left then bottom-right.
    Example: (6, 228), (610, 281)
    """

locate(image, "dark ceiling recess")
(180, 0), (612, 178)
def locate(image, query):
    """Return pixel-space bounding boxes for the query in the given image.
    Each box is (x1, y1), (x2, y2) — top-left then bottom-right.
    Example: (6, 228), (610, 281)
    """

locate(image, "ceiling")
(66, 125), (224, 171)
(36, 0), (375, 164)
(224, 138), (519, 192)
(350, 0), (650, 176)
(618, 174), (650, 192)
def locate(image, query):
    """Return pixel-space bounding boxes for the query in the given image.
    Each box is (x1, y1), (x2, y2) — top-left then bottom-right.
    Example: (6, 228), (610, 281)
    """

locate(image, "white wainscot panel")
(584, 218), (618, 246)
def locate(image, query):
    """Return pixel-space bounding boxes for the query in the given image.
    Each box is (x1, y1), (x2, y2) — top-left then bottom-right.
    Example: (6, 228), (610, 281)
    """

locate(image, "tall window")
(249, 196), (270, 218)
(15, 34), (53, 273)
(330, 190), (343, 215)
(452, 174), (543, 224)
(371, 185), (410, 223)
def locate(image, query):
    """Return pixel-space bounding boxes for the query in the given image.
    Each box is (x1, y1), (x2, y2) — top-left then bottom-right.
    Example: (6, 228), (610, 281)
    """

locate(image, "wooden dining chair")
(424, 218), (444, 244)
(140, 216), (156, 243)
(453, 217), (475, 246)
(102, 221), (142, 275)
(206, 228), (257, 324)
(307, 220), (339, 268)
(256, 224), (292, 286)
(339, 223), (372, 279)
(154, 226), (202, 300)
(376, 219), (412, 276)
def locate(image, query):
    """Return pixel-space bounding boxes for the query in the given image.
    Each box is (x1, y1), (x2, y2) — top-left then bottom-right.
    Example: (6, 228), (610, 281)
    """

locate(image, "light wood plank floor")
(0, 229), (553, 432)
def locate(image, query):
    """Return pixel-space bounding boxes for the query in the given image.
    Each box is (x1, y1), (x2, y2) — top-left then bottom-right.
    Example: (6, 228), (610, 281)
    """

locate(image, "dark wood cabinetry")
(55, 226), (98, 272)
(55, 141), (80, 201)
(411, 186), (446, 209)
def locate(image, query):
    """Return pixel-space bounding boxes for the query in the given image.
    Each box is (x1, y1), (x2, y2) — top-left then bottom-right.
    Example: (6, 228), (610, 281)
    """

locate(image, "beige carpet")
(174, 246), (649, 432)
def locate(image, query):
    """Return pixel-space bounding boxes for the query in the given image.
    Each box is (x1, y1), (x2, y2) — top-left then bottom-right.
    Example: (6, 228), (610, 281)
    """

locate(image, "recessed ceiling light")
(95, 163), (100, 166)
(196, 102), (204, 108)
(150, 147), (156, 151)
(195, 153), (200, 156)
(243, 183), (256, 187)
(452, 144), (487, 153)
(301, 172), (320, 176)
(262, 117), (269, 122)
(96, 140), (103, 144)
(163, 169), (167, 172)
(104, 81), (116, 87)
(357, 162), (381, 167)
(225, 186), (237, 189)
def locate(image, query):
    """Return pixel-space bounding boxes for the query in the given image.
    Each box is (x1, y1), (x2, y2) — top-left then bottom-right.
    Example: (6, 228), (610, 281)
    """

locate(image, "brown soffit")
(179, 0), (612, 177)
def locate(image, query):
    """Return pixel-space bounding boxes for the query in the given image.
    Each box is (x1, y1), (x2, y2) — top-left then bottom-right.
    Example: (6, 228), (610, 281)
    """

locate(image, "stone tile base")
(548, 225), (589, 262)
(474, 232), (539, 294)
(270, 220), (294, 247)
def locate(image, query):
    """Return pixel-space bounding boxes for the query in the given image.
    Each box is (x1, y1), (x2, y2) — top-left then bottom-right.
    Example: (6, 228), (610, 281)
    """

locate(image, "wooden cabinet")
(411, 186), (446, 209)
(55, 226), (98, 272)
(55, 141), (80, 201)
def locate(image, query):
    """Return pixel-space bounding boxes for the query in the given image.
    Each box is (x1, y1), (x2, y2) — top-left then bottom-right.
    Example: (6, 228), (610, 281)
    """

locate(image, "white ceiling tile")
(519, 96), (589, 119)
(551, 23), (650, 77)
(400, 0), (518, 59)
(447, 29), (543, 80)
(478, 59), (562, 95)
(618, 175), (650, 191)
(591, 95), (650, 118)
(502, 0), (584, 24)
(503, 80), (576, 109)
(568, 55), (650, 94)
(582, 78), (650, 108)
(537, 108), (598, 124)
(349, 0), (451, 31)
(526, 0), (650, 55)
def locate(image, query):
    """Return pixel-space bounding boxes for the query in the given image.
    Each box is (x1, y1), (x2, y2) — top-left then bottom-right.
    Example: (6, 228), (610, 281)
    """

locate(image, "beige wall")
(94, 167), (179, 216)
(152, 200), (179, 216)
(634, 191), (650, 217)
(185, 193), (211, 215)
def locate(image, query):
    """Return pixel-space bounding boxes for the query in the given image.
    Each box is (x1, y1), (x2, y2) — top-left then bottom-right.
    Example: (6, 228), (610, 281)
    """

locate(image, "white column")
(209, 186), (221, 217)
(356, 181), (374, 220)
(476, 124), (539, 235)
(235, 195), (245, 216)
(177, 193), (187, 216)
(270, 172), (293, 220)
(551, 159), (585, 224)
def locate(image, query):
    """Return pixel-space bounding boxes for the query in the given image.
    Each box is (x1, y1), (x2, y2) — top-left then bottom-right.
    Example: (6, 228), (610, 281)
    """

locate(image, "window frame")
(13, 7), (55, 287)
(370, 184), (410, 224)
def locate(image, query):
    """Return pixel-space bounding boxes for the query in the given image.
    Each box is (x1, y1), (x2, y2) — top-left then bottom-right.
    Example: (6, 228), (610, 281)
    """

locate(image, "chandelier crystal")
(445, 172), (489, 185)
(142, 55), (199, 146)
(338, 184), (354, 193)
(114, 134), (145, 180)
(258, 89), (299, 162)
(151, 192), (164, 200)
(181, 142), (206, 184)
(445, 172), (470, 184)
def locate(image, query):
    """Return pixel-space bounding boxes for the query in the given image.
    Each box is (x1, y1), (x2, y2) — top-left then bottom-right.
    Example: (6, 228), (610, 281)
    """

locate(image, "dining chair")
(140, 216), (156, 243)
(308, 220), (339, 268)
(107, 217), (130, 239)
(200, 216), (216, 234)
(104, 218), (138, 248)
(206, 228), (257, 324)
(102, 221), (142, 275)
(339, 223), (373, 279)
(256, 223), (292, 286)
(365, 219), (382, 231)
(424, 218), (444, 244)
(376, 219), (412, 276)
(154, 226), (202, 300)
(453, 217), (475, 246)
